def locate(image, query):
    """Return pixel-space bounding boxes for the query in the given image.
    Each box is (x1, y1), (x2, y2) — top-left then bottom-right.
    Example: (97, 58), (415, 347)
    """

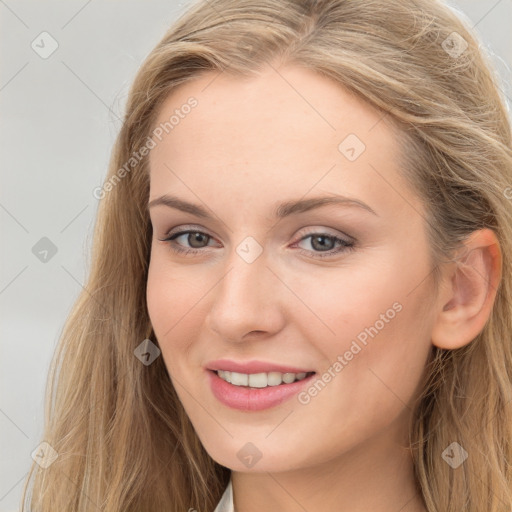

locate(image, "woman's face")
(146, 64), (438, 472)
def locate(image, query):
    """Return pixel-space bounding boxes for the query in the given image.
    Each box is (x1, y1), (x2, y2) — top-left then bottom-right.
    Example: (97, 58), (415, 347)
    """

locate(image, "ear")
(431, 228), (502, 350)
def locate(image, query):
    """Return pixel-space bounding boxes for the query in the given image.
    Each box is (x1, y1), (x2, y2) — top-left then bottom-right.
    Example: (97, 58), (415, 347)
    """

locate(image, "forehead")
(148, 64), (421, 220)
(151, 64), (397, 151)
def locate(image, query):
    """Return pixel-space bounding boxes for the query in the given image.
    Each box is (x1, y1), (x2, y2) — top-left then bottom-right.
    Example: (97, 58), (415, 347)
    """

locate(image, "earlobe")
(431, 229), (502, 350)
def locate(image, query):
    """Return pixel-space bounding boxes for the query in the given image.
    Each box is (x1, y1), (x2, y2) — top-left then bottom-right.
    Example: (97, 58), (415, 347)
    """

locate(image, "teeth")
(267, 372), (282, 386)
(216, 370), (310, 388)
(248, 373), (267, 388)
(229, 371), (248, 386)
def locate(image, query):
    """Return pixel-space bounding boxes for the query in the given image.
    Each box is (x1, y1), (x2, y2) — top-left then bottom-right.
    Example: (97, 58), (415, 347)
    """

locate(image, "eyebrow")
(148, 193), (378, 219)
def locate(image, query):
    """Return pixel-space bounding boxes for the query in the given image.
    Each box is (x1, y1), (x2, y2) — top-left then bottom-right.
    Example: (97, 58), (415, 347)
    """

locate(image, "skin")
(146, 64), (501, 512)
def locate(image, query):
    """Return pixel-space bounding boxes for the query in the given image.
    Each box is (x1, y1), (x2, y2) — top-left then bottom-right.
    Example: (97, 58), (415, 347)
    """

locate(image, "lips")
(205, 359), (315, 374)
(207, 369), (316, 411)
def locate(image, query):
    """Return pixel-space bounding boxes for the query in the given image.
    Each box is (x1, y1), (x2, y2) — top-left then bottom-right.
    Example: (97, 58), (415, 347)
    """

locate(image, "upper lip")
(205, 359), (315, 374)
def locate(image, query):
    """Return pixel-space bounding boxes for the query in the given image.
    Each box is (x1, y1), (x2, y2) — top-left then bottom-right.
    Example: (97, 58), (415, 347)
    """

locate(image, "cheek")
(361, 289), (434, 399)
(147, 251), (206, 324)
(146, 258), (206, 369)
(292, 250), (434, 402)
(147, 260), (175, 335)
(289, 258), (405, 347)
(286, 277), (433, 465)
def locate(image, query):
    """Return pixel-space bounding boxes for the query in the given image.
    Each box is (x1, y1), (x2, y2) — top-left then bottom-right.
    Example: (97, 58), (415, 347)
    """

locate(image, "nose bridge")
(206, 246), (283, 340)
(216, 247), (270, 314)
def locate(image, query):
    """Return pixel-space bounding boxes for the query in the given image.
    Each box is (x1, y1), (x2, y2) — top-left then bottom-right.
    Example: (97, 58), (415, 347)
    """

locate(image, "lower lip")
(206, 370), (316, 411)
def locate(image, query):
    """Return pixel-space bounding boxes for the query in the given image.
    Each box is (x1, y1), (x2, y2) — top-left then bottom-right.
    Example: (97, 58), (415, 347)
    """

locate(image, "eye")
(293, 232), (355, 259)
(158, 227), (219, 256)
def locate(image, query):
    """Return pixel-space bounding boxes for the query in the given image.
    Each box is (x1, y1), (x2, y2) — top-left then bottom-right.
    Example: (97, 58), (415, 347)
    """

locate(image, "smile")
(207, 369), (317, 411)
(216, 370), (314, 388)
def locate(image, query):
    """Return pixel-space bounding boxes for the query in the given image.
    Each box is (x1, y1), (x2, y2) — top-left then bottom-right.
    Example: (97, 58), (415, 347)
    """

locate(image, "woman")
(22, 0), (512, 510)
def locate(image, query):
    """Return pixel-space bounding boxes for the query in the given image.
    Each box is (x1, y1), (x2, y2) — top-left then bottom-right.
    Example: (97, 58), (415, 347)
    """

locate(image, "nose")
(205, 247), (286, 343)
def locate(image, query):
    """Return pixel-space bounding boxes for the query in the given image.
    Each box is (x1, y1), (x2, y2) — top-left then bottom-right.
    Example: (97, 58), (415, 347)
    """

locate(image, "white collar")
(213, 478), (234, 512)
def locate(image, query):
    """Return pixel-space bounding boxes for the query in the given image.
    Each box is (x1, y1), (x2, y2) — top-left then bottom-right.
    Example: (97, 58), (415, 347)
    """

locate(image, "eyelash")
(158, 227), (355, 259)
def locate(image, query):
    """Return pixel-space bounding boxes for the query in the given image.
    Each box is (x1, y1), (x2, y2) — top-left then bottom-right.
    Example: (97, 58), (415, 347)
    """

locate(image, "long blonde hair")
(22, 0), (512, 510)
